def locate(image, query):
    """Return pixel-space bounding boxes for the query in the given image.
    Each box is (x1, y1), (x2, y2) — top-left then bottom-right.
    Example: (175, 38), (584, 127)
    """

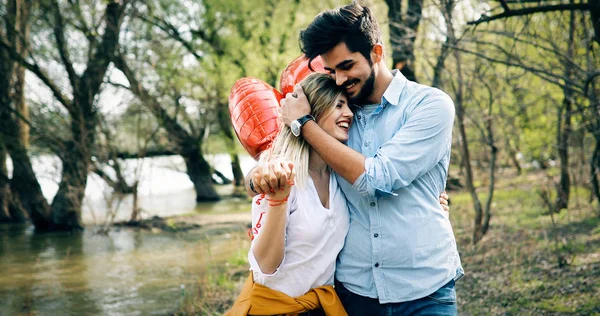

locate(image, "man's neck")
(365, 65), (394, 105)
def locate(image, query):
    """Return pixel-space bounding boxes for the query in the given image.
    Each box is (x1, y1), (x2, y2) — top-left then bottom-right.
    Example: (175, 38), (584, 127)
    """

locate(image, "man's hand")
(279, 84), (311, 126)
(440, 191), (450, 212)
(252, 160), (294, 194)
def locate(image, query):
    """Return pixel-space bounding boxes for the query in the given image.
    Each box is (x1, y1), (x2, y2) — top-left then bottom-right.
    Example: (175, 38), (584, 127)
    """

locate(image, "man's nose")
(335, 73), (347, 87)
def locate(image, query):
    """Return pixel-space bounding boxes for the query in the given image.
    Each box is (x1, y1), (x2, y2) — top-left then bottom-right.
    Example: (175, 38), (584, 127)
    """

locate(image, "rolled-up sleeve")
(352, 92), (455, 198)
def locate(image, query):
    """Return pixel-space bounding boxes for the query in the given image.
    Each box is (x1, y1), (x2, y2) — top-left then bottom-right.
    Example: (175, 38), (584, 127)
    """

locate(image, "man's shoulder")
(403, 82), (453, 110)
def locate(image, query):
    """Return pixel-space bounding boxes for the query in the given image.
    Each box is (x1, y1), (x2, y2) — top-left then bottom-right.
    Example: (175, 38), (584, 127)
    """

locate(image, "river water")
(0, 154), (256, 315)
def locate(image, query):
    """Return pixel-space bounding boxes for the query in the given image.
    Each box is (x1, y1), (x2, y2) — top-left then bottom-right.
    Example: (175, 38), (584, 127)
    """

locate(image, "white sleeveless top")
(248, 173), (350, 297)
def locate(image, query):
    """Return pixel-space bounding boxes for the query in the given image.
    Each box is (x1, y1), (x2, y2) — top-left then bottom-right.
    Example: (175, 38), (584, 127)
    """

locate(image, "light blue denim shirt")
(335, 70), (464, 303)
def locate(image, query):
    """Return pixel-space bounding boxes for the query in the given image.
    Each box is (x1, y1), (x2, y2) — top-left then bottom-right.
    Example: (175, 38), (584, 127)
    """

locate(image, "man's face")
(322, 42), (376, 105)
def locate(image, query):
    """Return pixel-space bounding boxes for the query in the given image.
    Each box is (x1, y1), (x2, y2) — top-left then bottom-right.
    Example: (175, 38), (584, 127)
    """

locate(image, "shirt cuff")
(351, 157), (397, 198)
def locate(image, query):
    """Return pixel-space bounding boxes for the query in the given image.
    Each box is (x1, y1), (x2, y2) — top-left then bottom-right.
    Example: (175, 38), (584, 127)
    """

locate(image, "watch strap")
(297, 114), (315, 126)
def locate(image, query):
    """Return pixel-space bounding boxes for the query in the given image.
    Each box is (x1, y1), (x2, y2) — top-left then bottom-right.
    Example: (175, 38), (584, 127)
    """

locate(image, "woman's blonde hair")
(259, 73), (345, 188)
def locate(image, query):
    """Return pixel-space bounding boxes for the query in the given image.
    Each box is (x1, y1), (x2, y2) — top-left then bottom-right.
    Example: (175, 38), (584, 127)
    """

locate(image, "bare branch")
(468, 4), (600, 25)
(452, 43), (586, 93)
(47, 0), (79, 89)
(0, 36), (73, 110)
(114, 53), (193, 147)
(135, 14), (205, 60)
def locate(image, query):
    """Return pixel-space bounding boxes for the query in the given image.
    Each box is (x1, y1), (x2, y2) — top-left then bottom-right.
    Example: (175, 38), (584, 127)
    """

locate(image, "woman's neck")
(308, 150), (328, 174)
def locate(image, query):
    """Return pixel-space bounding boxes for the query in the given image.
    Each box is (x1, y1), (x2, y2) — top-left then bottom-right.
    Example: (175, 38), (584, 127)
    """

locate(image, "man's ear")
(371, 44), (384, 63)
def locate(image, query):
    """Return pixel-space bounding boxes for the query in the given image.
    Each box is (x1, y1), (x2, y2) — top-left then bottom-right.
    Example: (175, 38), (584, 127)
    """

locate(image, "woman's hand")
(252, 160), (294, 194)
(266, 162), (295, 203)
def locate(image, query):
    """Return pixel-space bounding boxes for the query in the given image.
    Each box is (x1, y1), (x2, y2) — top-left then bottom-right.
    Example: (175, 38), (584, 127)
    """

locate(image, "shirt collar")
(381, 69), (408, 107)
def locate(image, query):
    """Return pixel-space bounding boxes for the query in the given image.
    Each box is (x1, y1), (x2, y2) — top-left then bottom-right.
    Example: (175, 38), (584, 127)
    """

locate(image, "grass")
(172, 241), (249, 316)
(176, 169), (600, 315)
(450, 169), (600, 315)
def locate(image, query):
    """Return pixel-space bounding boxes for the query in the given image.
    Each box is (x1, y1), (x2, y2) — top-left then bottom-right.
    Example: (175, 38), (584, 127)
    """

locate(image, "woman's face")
(317, 94), (354, 143)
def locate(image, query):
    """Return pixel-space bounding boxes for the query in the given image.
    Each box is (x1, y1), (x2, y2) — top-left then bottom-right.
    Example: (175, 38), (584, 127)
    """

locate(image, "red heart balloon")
(280, 55), (326, 97)
(229, 77), (283, 160)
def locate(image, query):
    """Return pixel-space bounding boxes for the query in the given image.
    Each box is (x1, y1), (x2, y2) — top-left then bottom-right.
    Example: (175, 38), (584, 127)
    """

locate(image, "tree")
(114, 51), (222, 201)
(0, 0), (130, 230)
(0, 0), (50, 227)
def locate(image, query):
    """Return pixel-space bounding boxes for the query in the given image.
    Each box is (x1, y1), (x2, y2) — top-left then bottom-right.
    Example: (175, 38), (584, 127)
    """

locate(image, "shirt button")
(374, 233), (379, 238)
(364, 142), (370, 147)
(374, 263), (380, 268)
(357, 115), (362, 120)
(370, 202), (376, 207)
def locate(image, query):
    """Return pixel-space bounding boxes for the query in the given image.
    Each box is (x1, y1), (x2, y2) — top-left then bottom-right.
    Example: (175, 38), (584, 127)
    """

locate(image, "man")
(249, 2), (463, 315)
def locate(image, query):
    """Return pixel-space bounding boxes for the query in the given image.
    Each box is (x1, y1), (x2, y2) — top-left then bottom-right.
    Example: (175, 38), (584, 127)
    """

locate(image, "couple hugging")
(227, 2), (463, 315)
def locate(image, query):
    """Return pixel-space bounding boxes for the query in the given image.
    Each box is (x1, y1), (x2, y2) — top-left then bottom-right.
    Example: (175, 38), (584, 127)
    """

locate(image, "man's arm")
(280, 85), (455, 197)
(300, 120), (365, 184)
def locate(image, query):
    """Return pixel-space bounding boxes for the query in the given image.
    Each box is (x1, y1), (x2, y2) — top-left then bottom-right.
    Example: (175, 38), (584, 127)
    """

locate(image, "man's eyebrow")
(336, 59), (353, 68)
(324, 59), (354, 71)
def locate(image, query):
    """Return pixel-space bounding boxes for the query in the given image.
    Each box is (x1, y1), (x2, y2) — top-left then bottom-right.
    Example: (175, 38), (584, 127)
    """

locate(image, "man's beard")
(349, 68), (376, 105)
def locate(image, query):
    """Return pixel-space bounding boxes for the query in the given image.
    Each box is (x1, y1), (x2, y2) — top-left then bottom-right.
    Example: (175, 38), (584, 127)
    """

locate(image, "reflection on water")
(0, 223), (250, 315)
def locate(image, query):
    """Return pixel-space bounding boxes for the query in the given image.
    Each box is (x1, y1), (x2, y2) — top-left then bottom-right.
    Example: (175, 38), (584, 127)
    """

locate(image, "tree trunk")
(505, 137), (522, 175)
(0, 145), (12, 221)
(591, 136), (600, 203)
(555, 97), (572, 211)
(385, 0), (423, 82)
(129, 182), (140, 223)
(9, 139), (51, 228)
(458, 106), (484, 243)
(230, 153), (245, 187)
(554, 7), (576, 212)
(183, 147), (220, 202)
(49, 141), (87, 230)
(482, 108), (497, 236)
(0, 0), (37, 224)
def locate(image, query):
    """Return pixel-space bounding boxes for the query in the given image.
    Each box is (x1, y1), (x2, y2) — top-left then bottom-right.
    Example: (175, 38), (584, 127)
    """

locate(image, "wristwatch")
(290, 114), (315, 137)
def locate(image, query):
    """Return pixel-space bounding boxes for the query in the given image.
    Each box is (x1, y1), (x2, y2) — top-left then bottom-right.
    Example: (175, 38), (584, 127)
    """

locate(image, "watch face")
(291, 120), (301, 137)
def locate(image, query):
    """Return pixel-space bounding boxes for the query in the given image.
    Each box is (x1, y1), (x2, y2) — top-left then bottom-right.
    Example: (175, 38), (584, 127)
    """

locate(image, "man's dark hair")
(300, 1), (382, 71)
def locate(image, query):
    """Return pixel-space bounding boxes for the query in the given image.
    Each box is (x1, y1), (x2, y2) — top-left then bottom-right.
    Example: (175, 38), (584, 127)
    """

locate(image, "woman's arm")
(251, 199), (289, 274)
(251, 162), (295, 274)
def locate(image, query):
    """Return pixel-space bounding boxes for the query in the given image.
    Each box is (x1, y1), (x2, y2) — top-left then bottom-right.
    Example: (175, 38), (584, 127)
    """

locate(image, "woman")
(227, 73), (448, 315)
(227, 73), (350, 315)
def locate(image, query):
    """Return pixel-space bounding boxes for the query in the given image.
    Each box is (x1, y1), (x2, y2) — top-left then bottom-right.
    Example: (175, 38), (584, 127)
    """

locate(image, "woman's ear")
(371, 44), (384, 63)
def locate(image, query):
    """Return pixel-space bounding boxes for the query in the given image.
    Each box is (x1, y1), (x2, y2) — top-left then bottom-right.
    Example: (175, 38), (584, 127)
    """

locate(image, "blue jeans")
(335, 279), (458, 316)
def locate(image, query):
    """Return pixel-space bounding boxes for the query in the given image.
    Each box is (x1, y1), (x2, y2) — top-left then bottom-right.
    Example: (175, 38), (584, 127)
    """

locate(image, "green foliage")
(447, 171), (600, 314)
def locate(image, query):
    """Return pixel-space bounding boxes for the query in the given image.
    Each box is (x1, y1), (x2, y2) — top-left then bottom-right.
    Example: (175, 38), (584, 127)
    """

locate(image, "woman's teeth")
(337, 122), (349, 129)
